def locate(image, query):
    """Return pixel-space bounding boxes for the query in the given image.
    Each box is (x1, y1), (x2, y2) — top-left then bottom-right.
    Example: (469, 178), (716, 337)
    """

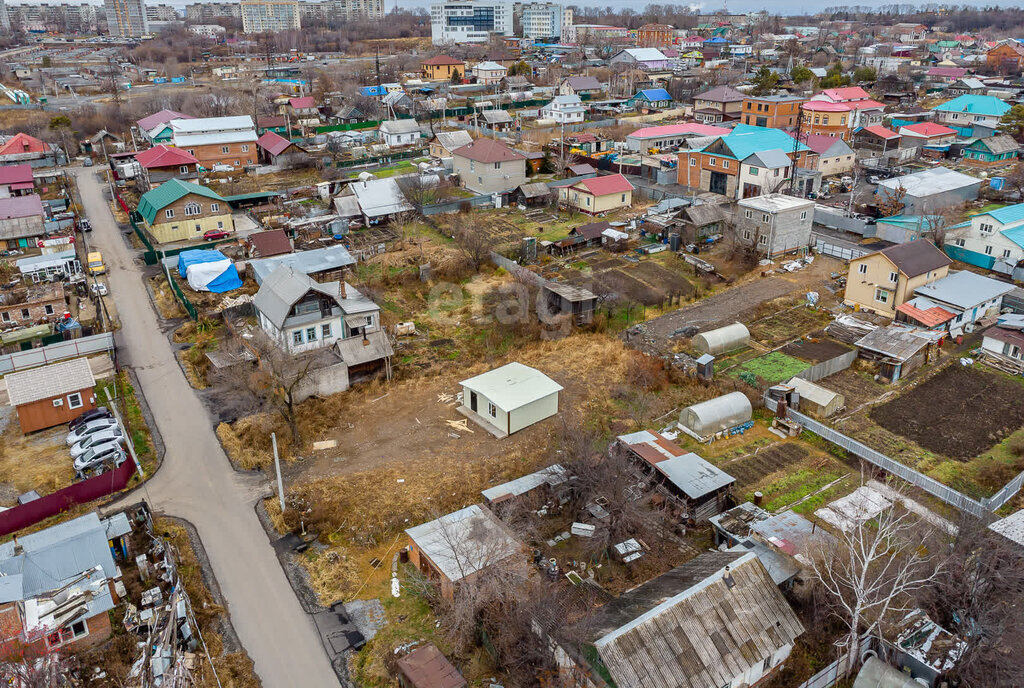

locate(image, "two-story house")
(285, 96), (321, 130)
(557, 174), (634, 215)
(844, 239), (952, 317)
(170, 115), (258, 170)
(473, 61), (507, 85)
(803, 87), (885, 141)
(451, 138), (527, 195)
(736, 194), (814, 257)
(136, 178), (234, 244)
(944, 202), (1024, 272)
(136, 109), (192, 145)
(558, 76), (602, 97)
(540, 95), (586, 124)
(134, 144), (200, 190)
(421, 55), (464, 81)
(931, 94), (1010, 137)
(741, 94), (807, 129)
(986, 39), (1024, 73)
(692, 85), (745, 124)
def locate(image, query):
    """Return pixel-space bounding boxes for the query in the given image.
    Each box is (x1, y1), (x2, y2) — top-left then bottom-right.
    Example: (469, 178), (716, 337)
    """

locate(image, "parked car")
(70, 428), (125, 459)
(74, 443), (126, 475)
(82, 158), (93, 167)
(68, 406), (111, 431)
(67, 417), (120, 446)
(203, 229), (230, 241)
(79, 218), (91, 232)
(91, 282), (108, 296)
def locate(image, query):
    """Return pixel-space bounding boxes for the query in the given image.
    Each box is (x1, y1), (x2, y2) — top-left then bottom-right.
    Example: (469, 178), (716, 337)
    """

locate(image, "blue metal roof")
(983, 202), (1024, 225)
(932, 94), (1010, 117)
(359, 85), (386, 97)
(1001, 225), (1024, 249)
(701, 124), (809, 160)
(634, 88), (671, 101)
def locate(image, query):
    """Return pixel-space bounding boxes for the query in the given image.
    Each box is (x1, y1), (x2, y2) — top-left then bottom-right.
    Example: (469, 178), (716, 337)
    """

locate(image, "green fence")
(128, 213), (199, 321)
(165, 269), (198, 320)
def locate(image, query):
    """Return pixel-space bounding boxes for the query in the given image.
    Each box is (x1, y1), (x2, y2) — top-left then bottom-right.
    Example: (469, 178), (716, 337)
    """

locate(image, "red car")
(203, 230), (231, 241)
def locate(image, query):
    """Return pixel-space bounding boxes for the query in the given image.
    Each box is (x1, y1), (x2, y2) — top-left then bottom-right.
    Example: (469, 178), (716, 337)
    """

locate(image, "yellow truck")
(87, 251), (106, 275)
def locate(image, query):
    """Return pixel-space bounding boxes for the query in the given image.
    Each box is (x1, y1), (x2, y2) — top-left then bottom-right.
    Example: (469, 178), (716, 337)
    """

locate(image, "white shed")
(786, 377), (845, 418)
(679, 392), (753, 440)
(693, 323), (750, 355)
(459, 362), (563, 437)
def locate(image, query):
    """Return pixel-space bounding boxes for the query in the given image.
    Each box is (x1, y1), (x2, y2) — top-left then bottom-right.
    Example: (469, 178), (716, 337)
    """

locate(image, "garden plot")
(781, 336), (853, 363)
(551, 255), (694, 307)
(727, 351), (809, 385)
(748, 306), (833, 348)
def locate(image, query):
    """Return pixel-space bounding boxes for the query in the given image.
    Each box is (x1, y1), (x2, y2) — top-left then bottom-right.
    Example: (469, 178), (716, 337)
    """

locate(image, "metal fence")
(794, 350), (858, 383)
(812, 235), (870, 261)
(0, 331), (114, 374)
(422, 192), (495, 216)
(765, 396), (989, 517)
(813, 207), (873, 237)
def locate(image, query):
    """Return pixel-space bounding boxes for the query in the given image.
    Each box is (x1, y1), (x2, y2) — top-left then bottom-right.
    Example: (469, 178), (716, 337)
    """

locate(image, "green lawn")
(968, 203), (1007, 216)
(728, 351), (808, 385)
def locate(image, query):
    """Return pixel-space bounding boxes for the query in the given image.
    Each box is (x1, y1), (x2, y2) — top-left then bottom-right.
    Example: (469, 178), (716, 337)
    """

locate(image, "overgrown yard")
(728, 351), (809, 385)
(747, 302), (833, 348)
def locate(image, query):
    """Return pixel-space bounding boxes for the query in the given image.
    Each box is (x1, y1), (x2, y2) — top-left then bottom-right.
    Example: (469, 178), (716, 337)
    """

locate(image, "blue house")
(932, 94), (1010, 137)
(628, 88), (673, 109)
(962, 134), (1019, 166)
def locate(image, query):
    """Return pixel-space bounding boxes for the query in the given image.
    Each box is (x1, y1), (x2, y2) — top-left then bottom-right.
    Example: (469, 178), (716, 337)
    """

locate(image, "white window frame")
(985, 245), (993, 255)
(954, 238), (966, 247)
(67, 392), (83, 409)
(800, 211), (807, 220)
(758, 234), (768, 245)
(241, 144), (250, 152)
(889, 271), (898, 283)
(165, 208), (174, 219)
(210, 203), (219, 212)
(858, 263), (868, 274)
(183, 202), (201, 217)
(488, 402), (497, 418)
(179, 165), (190, 174)
(221, 145), (230, 153)
(874, 288), (889, 304)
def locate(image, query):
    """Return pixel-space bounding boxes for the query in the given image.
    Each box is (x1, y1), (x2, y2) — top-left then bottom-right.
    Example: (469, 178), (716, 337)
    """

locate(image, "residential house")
(396, 644), (467, 688)
(169, 115), (258, 170)
(451, 139), (527, 195)
(428, 130), (473, 159)
(285, 96), (320, 130)
(134, 145), (199, 190)
(981, 324), (1024, 370)
(557, 174), (634, 215)
(5, 357), (95, 433)
(540, 95), (586, 124)
(256, 131), (309, 167)
(333, 106), (364, 125)
(892, 22), (927, 42)
(0, 164), (34, 198)
(421, 55), (464, 81)
(802, 101), (855, 140)
(0, 195), (45, 250)
(678, 201), (729, 242)
(405, 505), (522, 600)
(926, 66), (968, 83)
(581, 550), (803, 688)
(473, 61), (507, 85)
(514, 182), (552, 207)
(136, 109), (192, 144)
(637, 22), (674, 47)
(627, 88), (672, 110)
(853, 125), (902, 151)
(541, 282), (598, 326)
(0, 133), (63, 167)
(741, 94), (807, 129)
(802, 134), (856, 176)
(613, 430), (735, 521)
(945, 202), (1024, 272)
(558, 75), (602, 97)
(379, 120), (422, 148)
(458, 362), (562, 437)
(986, 40), (1024, 73)
(899, 122), (958, 148)
(608, 47), (669, 70)
(0, 512), (126, 656)
(736, 149), (793, 197)
(625, 123), (730, 153)
(335, 177), (414, 226)
(136, 178), (233, 244)
(736, 194), (814, 257)
(931, 94), (1010, 137)
(912, 269), (1014, 331)
(692, 84), (745, 123)
(961, 134), (1019, 166)
(804, 87), (886, 139)
(677, 124), (815, 200)
(844, 239), (952, 317)
(946, 77), (986, 96)
(256, 115), (289, 136)
(481, 110), (514, 132)
(0, 283), (65, 330)
(874, 167), (982, 214)
(249, 244), (356, 285)
(246, 229), (292, 258)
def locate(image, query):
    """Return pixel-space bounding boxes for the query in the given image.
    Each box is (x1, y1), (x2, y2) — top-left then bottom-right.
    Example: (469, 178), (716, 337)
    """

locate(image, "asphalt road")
(73, 169), (340, 688)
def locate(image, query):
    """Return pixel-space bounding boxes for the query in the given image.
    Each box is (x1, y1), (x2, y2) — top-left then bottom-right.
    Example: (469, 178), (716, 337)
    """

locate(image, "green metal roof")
(137, 178), (225, 225)
(222, 191), (282, 202)
(1, 323), (51, 345)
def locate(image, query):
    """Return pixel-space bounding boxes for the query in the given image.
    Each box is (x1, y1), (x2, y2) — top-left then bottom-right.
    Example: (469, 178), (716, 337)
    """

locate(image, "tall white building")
(298, 0), (383, 25)
(104, 0), (148, 36)
(0, 0), (10, 31)
(241, 0), (300, 32)
(185, 2), (241, 21)
(430, 0), (512, 44)
(520, 2), (561, 40)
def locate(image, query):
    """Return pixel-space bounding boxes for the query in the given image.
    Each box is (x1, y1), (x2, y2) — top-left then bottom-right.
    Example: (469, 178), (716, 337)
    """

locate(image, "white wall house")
(459, 362), (562, 437)
(378, 119), (421, 148)
(912, 270), (1015, 333)
(540, 94), (586, 124)
(944, 202), (1024, 274)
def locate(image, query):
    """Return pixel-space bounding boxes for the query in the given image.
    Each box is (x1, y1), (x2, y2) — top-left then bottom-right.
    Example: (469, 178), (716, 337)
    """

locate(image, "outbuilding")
(6, 357), (96, 433)
(459, 362), (562, 437)
(693, 322), (750, 355)
(785, 377), (845, 418)
(679, 391), (753, 441)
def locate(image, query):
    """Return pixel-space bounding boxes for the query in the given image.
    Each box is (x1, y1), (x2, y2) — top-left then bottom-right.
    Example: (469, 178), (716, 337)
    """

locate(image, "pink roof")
(572, 174), (634, 196)
(895, 302), (955, 327)
(136, 109), (192, 132)
(0, 134), (48, 156)
(0, 164), (34, 186)
(0, 194), (42, 219)
(820, 86), (872, 102)
(901, 122), (957, 137)
(928, 66), (967, 78)
(289, 96), (316, 110)
(257, 131), (293, 156)
(846, 99), (885, 110)
(803, 101), (851, 112)
(629, 123), (730, 139)
(134, 145), (198, 169)
(861, 125), (900, 139)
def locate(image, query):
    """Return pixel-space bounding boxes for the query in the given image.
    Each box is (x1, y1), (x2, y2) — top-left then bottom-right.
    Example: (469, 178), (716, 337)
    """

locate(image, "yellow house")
(421, 55), (465, 81)
(136, 178), (234, 245)
(558, 174), (634, 215)
(844, 239), (951, 317)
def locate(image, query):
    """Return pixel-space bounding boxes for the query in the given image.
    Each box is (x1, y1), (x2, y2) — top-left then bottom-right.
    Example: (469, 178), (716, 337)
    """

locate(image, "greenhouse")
(679, 392), (753, 440)
(692, 322), (750, 355)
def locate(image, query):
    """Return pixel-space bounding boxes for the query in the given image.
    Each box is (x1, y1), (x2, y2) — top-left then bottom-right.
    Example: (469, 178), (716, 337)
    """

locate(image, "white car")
(70, 428), (124, 459)
(66, 417), (119, 446)
(74, 442), (126, 474)
(91, 282), (108, 296)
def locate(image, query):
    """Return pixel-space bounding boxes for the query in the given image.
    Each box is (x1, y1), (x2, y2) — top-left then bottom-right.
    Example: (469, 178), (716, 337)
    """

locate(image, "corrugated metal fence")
(794, 350), (858, 383)
(0, 331), (114, 374)
(765, 396), (990, 517)
(812, 235), (871, 261)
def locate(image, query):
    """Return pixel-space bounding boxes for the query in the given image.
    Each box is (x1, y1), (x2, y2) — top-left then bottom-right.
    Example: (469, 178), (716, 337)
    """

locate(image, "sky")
(396, 0), (1024, 13)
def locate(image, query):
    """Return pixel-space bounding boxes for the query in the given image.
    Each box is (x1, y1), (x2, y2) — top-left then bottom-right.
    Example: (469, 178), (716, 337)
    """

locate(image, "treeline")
(819, 5), (1024, 32)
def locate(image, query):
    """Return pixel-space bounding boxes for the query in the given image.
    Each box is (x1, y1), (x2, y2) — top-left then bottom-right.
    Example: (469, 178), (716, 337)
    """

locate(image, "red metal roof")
(136, 109), (192, 132)
(820, 86), (872, 102)
(846, 99), (885, 110)
(901, 122), (957, 137)
(0, 164), (34, 186)
(0, 133), (48, 156)
(0, 194), (42, 219)
(628, 122), (730, 139)
(257, 131), (293, 156)
(895, 302), (955, 327)
(572, 173), (634, 196)
(802, 101), (851, 112)
(928, 66), (968, 78)
(861, 125), (900, 140)
(134, 145), (198, 169)
(288, 96), (315, 110)
(421, 55), (464, 66)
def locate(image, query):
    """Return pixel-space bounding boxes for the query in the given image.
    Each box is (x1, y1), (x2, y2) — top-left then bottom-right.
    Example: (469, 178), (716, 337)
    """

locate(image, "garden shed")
(786, 377), (845, 418)
(693, 322), (750, 355)
(679, 392), (753, 440)
(459, 362), (562, 437)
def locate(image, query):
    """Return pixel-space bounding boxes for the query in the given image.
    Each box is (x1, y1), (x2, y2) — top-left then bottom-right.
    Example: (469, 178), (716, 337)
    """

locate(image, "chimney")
(339, 281), (346, 299)
(12, 536), (22, 556)
(722, 565), (735, 589)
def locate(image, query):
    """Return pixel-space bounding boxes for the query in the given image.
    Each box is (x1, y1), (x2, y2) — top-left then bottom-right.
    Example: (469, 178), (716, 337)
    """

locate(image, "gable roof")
(591, 551), (804, 688)
(933, 94), (1010, 117)
(980, 202), (1024, 225)
(396, 644), (467, 688)
(137, 178), (225, 225)
(617, 48), (668, 62)
(288, 96), (316, 110)
(380, 119), (421, 135)
(422, 55), (464, 66)
(134, 144), (199, 169)
(633, 88), (672, 102)
(803, 134), (854, 157)
(563, 75), (602, 90)
(405, 505), (521, 582)
(745, 148), (792, 169)
(900, 122), (957, 137)
(432, 130), (473, 153)
(0, 194), (43, 220)
(247, 229), (292, 257)
(571, 174), (634, 196)
(820, 86), (872, 101)
(696, 84), (745, 102)
(253, 265), (340, 329)
(0, 133), (48, 156)
(452, 138), (526, 163)
(571, 220), (612, 240)
(136, 109), (192, 131)
(257, 131), (294, 156)
(701, 124), (809, 161)
(913, 270), (1014, 309)
(0, 164), (34, 187)
(860, 125), (901, 140)
(6, 357), (94, 406)
(968, 134), (1019, 154)
(873, 239), (952, 276)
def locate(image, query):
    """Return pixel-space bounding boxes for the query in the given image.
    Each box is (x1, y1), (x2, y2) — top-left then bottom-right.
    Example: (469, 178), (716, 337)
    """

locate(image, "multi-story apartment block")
(9, 2), (98, 32)
(241, 0), (299, 32)
(430, 0), (512, 44)
(298, 0), (383, 24)
(0, 0), (9, 31)
(185, 2), (241, 21)
(520, 2), (562, 40)
(104, 0), (148, 36)
(145, 3), (176, 21)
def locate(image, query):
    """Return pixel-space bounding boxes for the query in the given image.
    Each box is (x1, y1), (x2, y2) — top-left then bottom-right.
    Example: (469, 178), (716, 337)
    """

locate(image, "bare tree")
(809, 490), (948, 674)
(449, 213), (491, 271)
(877, 184), (908, 217)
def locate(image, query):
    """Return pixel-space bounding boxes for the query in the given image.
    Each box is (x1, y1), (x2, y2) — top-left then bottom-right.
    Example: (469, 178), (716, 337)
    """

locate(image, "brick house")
(170, 115), (258, 170)
(0, 283), (65, 330)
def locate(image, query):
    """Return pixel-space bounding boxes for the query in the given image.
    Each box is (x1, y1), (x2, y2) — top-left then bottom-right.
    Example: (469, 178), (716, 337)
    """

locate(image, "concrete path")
(73, 169), (340, 688)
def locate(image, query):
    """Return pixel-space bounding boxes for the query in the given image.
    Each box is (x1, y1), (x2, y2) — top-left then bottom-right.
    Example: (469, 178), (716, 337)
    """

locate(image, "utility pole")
(272, 432), (285, 514)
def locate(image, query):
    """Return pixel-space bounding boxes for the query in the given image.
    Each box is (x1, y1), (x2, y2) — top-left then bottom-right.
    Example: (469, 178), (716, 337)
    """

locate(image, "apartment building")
(241, 0), (300, 33)
(430, 0), (513, 44)
(7, 2), (98, 32)
(185, 2), (241, 21)
(520, 2), (562, 40)
(145, 2), (175, 20)
(298, 0), (383, 24)
(104, 0), (148, 36)
(170, 115), (258, 170)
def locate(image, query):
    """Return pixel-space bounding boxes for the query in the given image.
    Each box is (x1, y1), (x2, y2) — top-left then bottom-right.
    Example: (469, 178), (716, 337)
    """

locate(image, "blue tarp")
(176, 249), (242, 293)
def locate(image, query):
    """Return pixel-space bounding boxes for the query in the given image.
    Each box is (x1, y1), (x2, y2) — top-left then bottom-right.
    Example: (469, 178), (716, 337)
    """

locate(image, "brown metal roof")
(396, 644), (466, 688)
(876, 239), (951, 277)
(451, 138), (526, 163)
(247, 229), (292, 257)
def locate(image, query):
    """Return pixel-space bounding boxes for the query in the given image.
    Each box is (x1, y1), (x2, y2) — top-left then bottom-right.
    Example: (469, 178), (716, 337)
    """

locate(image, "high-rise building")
(185, 2), (241, 21)
(297, 0), (383, 25)
(104, 0), (149, 36)
(240, 0), (299, 33)
(430, 0), (512, 44)
(0, 0), (10, 31)
(520, 2), (562, 40)
(145, 3), (177, 21)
